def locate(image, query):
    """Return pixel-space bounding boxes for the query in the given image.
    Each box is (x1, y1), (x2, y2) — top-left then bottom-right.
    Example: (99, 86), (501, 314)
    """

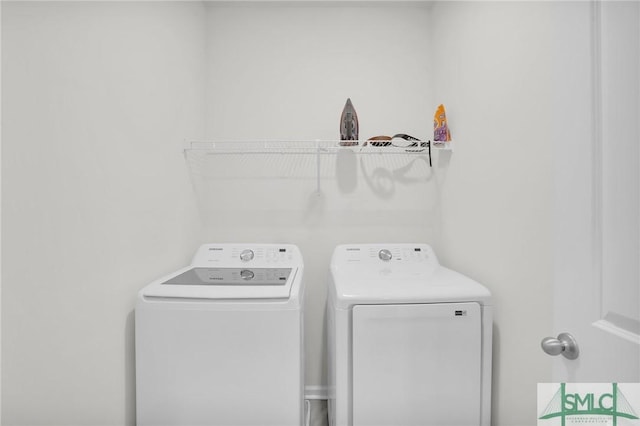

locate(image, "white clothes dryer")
(327, 244), (492, 426)
(136, 243), (305, 426)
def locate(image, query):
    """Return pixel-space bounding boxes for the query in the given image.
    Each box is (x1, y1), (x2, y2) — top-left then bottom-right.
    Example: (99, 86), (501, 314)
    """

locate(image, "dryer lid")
(331, 265), (491, 308)
(329, 243), (491, 308)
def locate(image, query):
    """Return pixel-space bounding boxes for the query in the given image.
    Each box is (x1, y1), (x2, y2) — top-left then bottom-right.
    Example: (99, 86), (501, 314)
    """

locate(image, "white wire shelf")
(185, 140), (439, 155)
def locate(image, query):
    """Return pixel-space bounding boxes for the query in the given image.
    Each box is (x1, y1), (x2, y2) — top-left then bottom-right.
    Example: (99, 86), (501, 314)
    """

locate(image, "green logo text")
(539, 383), (639, 426)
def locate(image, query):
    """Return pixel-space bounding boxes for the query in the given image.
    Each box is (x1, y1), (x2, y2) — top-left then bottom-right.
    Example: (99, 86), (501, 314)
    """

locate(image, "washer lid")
(163, 268), (291, 286)
(141, 266), (298, 300)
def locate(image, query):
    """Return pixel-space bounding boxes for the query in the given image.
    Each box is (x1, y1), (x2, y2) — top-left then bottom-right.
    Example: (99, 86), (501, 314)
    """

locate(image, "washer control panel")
(191, 244), (301, 268)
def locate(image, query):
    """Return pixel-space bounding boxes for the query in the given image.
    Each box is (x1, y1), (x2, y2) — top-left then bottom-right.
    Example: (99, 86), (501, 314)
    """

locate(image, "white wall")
(1, 2), (205, 425)
(1, 2), (590, 426)
(202, 2), (436, 391)
(205, 2), (433, 141)
(429, 2), (554, 425)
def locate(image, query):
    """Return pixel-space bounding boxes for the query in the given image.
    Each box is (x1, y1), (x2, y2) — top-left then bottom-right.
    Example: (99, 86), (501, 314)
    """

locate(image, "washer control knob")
(378, 249), (392, 261)
(240, 269), (255, 280)
(240, 249), (254, 262)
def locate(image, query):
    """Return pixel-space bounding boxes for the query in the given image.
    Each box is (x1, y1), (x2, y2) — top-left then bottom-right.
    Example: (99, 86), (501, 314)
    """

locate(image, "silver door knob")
(541, 332), (579, 360)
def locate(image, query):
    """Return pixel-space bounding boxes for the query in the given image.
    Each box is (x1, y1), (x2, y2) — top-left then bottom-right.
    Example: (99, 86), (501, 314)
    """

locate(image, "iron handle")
(541, 332), (579, 360)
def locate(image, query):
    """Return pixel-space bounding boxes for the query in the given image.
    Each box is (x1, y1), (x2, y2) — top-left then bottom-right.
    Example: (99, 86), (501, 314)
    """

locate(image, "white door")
(551, 1), (640, 382)
(351, 302), (482, 426)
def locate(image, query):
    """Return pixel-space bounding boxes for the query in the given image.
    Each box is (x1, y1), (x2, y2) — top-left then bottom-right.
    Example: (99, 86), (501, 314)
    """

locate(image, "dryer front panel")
(352, 302), (482, 426)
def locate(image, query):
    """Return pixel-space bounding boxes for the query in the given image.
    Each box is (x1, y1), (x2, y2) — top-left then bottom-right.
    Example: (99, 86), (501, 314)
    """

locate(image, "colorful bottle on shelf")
(340, 98), (359, 146)
(433, 103), (451, 146)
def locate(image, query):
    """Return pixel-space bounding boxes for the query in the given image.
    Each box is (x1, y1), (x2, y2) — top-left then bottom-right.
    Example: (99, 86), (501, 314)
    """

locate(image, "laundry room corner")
(201, 1), (438, 400)
(4, 1), (634, 426)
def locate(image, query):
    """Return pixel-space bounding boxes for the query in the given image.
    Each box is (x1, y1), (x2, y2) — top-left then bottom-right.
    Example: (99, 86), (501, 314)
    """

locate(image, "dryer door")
(352, 302), (482, 426)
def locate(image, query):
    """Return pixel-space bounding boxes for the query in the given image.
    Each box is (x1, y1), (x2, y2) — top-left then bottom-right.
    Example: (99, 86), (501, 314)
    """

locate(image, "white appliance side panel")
(352, 302), (482, 426)
(136, 304), (303, 426)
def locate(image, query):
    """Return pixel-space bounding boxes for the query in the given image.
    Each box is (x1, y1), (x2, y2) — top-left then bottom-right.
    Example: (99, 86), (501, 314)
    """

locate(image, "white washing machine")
(327, 244), (492, 426)
(136, 243), (305, 426)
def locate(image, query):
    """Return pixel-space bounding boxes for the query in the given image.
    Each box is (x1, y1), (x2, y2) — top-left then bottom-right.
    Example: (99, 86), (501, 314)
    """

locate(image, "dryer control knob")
(240, 249), (254, 262)
(378, 249), (392, 261)
(240, 269), (255, 280)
